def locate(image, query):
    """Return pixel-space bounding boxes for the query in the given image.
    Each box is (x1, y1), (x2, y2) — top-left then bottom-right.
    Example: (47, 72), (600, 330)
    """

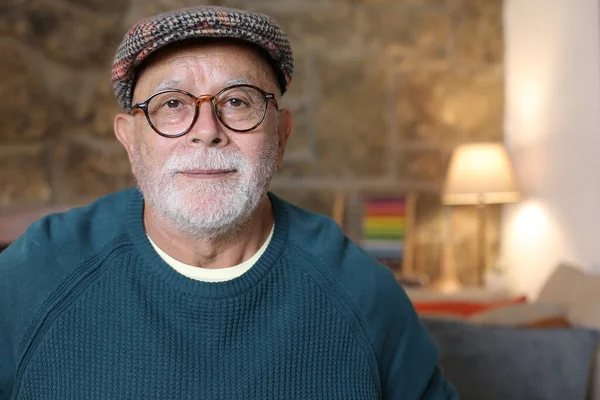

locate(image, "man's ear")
(276, 109), (293, 169)
(114, 113), (137, 163)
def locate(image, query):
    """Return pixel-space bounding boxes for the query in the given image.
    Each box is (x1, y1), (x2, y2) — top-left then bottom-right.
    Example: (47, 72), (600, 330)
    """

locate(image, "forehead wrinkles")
(136, 47), (274, 96)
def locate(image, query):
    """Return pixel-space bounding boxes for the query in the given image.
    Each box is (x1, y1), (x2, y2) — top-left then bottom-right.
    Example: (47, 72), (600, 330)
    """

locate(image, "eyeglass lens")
(146, 86), (267, 136)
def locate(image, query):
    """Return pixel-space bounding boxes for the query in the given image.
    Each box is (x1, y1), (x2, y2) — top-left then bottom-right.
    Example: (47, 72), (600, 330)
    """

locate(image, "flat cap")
(111, 6), (294, 111)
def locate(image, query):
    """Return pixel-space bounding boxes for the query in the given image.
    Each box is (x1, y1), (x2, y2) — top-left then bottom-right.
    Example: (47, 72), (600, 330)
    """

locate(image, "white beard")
(132, 135), (279, 239)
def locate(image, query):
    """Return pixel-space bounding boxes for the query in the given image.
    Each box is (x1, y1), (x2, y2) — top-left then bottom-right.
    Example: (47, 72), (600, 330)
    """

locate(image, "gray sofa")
(414, 263), (600, 400)
(422, 316), (598, 400)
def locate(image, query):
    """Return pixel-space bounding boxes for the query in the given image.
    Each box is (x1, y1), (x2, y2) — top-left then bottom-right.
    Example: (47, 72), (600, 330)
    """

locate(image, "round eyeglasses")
(130, 84), (278, 138)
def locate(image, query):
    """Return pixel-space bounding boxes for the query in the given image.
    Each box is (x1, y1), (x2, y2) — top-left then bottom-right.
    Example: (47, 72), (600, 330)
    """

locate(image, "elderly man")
(0, 6), (457, 400)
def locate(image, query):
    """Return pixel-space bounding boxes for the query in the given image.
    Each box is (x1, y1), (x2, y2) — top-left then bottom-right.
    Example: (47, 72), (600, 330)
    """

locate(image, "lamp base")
(431, 276), (462, 293)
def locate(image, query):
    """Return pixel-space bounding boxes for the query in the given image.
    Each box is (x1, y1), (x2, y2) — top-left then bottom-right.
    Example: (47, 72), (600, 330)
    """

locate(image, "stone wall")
(0, 0), (503, 284)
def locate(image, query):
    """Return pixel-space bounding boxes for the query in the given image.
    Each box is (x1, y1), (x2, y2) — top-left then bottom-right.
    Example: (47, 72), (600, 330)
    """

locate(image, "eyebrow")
(225, 78), (250, 86)
(150, 77), (252, 94)
(154, 79), (181, 91)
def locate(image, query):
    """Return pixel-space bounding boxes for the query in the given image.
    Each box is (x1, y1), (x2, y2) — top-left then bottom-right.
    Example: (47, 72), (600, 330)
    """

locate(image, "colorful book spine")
(361, 197), (405, 259)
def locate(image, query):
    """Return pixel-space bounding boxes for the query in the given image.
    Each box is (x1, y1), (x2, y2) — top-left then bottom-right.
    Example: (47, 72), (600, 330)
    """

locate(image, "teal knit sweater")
(0, 189), (457, 399)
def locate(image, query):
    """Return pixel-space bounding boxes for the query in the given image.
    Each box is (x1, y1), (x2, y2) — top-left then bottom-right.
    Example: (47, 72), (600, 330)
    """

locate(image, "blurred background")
(3, 0), (599, 300)
(1, 0), (502, 287)
(8, 2), (600, 397)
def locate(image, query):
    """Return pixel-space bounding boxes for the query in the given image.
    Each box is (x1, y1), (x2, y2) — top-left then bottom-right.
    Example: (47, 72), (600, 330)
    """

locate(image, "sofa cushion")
(537, 263), (600, 327)
(537, 263), (600, 400)
(468, 302), (568, 327)
(422, 317), (598, 400)
(537, 263), (585, 304)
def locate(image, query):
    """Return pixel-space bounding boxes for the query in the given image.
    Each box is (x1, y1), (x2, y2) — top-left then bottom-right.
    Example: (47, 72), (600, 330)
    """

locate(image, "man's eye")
(226, 98), (248, 107)
(164, 99), (182, 109)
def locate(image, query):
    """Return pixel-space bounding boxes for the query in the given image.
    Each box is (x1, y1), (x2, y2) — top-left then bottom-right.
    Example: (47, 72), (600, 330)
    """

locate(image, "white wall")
(502, 0), (600, 298)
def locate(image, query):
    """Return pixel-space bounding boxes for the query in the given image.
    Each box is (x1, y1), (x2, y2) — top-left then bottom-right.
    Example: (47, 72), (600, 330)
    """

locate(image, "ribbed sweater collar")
(126, 189), (289, 298)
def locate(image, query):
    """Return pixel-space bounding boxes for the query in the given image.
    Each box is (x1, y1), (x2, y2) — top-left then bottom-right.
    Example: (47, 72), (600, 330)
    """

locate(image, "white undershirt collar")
(147, 224), (275, 282)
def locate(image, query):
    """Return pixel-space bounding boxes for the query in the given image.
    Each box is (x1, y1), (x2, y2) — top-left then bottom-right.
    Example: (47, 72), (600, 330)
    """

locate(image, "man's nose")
(187, 97), (229, 147)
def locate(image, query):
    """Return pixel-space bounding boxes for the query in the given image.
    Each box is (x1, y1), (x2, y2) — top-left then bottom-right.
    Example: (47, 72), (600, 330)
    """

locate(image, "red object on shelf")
(413, 295), (528, 317)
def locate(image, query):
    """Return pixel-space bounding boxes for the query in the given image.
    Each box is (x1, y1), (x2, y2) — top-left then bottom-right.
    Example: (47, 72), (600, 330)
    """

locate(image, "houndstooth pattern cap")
(111, 6), (294, 111)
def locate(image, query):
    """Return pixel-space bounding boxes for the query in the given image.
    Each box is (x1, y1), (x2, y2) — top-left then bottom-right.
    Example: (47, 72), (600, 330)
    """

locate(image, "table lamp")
(442, 143), (520, 286)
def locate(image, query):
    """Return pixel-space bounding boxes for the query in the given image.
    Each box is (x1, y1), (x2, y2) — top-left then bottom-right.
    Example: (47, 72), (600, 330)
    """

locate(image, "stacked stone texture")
(0, 0), (503, 284)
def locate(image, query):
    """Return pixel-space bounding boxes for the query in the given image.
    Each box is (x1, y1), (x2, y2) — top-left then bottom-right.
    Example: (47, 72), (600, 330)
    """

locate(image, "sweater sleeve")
(0, 238), (30, 399)
(418, 366), (459, 400)
(368, 268), (459, 400)
(0, 214), (91, 399)
(0, 319), (13, 400)
(328, 241), (458, 400)
(0, 228), (62, 400)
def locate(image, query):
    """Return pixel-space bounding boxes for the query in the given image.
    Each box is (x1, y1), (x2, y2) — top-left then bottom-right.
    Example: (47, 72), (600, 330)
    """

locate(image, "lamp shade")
(443, 143), (519, 205)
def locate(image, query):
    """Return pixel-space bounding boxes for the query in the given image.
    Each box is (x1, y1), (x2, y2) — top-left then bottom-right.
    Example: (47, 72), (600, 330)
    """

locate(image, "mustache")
(163, 148), (248, 174)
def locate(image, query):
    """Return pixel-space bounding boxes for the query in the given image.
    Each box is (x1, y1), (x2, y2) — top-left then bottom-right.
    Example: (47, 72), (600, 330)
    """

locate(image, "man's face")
(117, 41), (292, 238)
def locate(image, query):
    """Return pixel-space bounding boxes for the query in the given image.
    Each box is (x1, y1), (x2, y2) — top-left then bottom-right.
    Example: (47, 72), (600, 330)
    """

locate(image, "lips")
(179, 169), (236, 178)
(184, 169), (234, 174)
